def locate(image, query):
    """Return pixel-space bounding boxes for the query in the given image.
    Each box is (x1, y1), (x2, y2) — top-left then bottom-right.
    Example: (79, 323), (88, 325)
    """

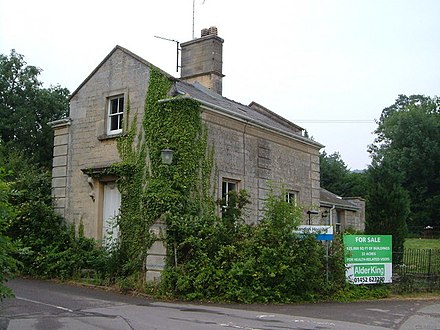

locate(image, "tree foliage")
(365, 159), (409, 261)
(0, 50), (69, 169)
(4, 157), (110, 280)
(0, 51), (108, 282)
(0, 168), (19, 300)
(370, 94), (440, 228)
(320, 151), (368, 198)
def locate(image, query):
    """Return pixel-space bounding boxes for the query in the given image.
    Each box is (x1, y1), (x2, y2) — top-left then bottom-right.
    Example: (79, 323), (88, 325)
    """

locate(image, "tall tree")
(366, 159), (409, 261)
(370, 94), (440, 228)
(320, 151), (368, 198)
(0, 50), (69, 169)
(320, 151), (350, 195)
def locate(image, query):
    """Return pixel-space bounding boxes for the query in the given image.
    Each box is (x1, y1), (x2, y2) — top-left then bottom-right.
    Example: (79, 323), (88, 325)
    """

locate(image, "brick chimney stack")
(180, 26), (224, 95)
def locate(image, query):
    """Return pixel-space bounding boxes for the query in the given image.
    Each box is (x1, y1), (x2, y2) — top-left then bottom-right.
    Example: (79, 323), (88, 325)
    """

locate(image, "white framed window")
(286, 191), (298, 206)
(107, 95), (124, 135)
(221, 179), (239, 205)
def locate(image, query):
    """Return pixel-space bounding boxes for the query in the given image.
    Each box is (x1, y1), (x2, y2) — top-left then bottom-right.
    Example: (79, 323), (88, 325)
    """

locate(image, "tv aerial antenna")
(154, 35), (180, 72)
(193, 0), (206, 40)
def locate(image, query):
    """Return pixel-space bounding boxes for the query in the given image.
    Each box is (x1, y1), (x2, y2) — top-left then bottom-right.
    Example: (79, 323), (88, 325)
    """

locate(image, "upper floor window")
(107, 95), (124, 135)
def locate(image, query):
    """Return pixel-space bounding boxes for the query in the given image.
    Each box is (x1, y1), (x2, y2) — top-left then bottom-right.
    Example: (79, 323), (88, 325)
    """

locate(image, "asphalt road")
(1, 278), (439, 329)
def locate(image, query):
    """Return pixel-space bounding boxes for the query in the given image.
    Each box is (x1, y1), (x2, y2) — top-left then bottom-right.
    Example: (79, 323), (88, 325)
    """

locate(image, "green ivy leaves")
(113, 68), (212, 280)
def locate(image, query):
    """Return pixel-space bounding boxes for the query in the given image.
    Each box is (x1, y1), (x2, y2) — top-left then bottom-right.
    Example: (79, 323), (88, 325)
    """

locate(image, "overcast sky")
(1, 0), (439, 169)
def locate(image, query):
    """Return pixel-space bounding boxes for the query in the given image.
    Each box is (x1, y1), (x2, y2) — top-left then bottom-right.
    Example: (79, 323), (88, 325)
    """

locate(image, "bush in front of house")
(0, 167), (19, 300)
(159, 188), (347, 303)
(5, 163), (111, 281)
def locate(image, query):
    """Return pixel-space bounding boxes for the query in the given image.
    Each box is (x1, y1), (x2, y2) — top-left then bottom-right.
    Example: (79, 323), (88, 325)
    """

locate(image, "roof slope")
(69, 45), (175, 100)
(320, 188), (359, 211)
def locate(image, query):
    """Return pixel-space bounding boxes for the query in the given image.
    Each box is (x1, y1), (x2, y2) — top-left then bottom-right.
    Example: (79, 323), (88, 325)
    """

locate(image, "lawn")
(400, 239), (440, 276)
(405, 238), (440, 250)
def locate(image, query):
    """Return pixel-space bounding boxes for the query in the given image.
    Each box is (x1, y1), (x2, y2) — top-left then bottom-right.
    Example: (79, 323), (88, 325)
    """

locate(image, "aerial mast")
(193, 0), (206, 40)
(192, 0), (195, 39)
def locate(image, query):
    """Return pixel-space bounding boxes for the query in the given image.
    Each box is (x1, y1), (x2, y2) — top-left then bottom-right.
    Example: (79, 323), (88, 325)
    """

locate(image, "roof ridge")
(69, 45), (176, 100)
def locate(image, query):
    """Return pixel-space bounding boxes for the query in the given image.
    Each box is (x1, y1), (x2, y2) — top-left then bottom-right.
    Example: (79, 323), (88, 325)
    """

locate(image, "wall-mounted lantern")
(161, 148), (174, 165)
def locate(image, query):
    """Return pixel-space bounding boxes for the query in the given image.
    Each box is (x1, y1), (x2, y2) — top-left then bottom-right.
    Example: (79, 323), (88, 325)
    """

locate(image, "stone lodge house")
(50, 27), (365, 243)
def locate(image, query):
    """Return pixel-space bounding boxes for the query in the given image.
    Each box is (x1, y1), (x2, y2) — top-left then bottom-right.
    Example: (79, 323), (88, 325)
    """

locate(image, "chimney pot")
(208, 26), (218, 36)
(201, 28), (209, 37)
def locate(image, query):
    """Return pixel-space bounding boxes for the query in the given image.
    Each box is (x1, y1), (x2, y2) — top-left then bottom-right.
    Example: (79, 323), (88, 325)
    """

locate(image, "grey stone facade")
(343, 197), (366, 231)
(51, 47), (152, 238)
(49, 118), (71, 218)
(203, 109), (321, 223)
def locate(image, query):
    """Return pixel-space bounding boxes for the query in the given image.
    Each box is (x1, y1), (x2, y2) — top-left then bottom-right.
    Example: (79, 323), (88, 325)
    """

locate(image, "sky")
(1, 0), (439, 170)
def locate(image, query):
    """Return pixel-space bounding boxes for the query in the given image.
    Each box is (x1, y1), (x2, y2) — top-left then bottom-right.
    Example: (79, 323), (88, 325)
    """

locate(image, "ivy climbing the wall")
(113, 68), (213, 283)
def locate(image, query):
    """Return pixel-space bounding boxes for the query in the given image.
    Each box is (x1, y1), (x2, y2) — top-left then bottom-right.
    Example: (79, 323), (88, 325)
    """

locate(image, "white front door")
(103, 182), (121, 247)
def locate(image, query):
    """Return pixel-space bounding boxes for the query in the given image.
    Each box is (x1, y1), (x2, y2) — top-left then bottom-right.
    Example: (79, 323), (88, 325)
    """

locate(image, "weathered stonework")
(203, 109), (320, 223)
(343, 197), (366, 231)
(54, 47), (151, 238)
(49, 118), (71, 218)
(180, 32), (224, 95)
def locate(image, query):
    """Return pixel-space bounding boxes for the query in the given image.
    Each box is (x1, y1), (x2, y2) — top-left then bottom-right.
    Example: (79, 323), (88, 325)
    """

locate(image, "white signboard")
(295, 225), (334, 241)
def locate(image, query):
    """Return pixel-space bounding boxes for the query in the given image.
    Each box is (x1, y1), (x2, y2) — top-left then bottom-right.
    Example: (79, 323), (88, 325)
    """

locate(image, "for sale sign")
(343, 235), (392, 284)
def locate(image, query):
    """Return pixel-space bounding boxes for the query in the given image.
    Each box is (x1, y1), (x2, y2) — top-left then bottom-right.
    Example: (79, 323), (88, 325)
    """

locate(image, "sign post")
(343, 235), (392, 284)
(295, 225), (333, 283)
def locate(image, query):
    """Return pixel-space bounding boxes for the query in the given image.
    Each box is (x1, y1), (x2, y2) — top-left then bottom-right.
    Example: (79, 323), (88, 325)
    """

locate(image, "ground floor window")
(221, 178), (239, 206)
(286, 191), (298, 206)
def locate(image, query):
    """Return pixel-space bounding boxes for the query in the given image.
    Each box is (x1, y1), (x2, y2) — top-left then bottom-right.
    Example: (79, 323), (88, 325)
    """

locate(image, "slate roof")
(320, 188), (359, 211)
(174, 81), (323, 148)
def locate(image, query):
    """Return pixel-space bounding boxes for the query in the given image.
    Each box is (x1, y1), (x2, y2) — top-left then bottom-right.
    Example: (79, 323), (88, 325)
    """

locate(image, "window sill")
(97, 132), (125, 141)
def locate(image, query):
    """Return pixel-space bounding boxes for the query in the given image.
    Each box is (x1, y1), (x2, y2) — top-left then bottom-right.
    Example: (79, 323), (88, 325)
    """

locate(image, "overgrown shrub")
(0, 167), (19, 300)
(160, 187), (347, 303)
(5, 163), (111, 281)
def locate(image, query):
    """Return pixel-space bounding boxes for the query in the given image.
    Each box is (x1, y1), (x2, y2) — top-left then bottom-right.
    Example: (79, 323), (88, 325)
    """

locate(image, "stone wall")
(61, 48), (151, 238)
(51, 119), (71, 218)
(203, 110), (320, 223)
(344, 198), (366, 231)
